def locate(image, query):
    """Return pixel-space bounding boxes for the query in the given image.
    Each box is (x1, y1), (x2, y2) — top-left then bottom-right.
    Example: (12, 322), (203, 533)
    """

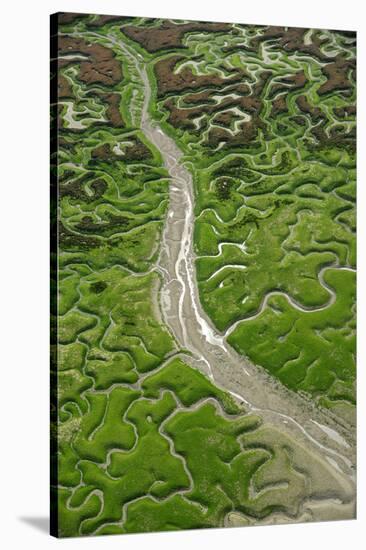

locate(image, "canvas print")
(50, 12), (356, 538)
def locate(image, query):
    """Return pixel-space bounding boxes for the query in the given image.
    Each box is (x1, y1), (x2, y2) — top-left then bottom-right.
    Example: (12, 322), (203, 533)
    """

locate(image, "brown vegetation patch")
(182, 89), (217, 106)
(252, 70), (272, 96)
(290, 115), (306, 127)
(249, 26), (330, 62)
(57, 12), (133, 28)
(296, 95), (324, 123)
(318, 57), (356, 96)
(90, 92), (124, 127)
(296, 95), (355, 151)
(57, 53), (124, 128)
(58, 12), (89, 25)
(334, 105), (356, 118)
(155, 55), (243, 97)
(311, 125), (356, 152)
(123, 20), (232, 53)
(247, 26), (355, 98)
(164, 88), (262, 133)
(58, 36), (122, 87)
(161, 69), (271, 148)
(58, 74), (73, 99)
(60, 175), (107, 203)
(58, 137), (77, 152)
(88, 15), (133, 27)
(213, 111), (242, 127)
(91, 139), (152, 162)
(205, 116), (265, 149)
(163, 99), (204, 130)
(182, 83), (251, 106)
(269, 71), (307, 98)
(271, 94), (288, 117)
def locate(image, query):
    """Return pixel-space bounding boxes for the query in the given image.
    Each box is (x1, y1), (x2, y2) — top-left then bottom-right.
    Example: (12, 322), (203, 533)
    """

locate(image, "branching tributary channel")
(72, 30), (356, 499)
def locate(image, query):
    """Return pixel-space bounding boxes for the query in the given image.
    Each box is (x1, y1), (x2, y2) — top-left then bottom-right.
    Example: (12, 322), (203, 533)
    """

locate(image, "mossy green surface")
(228, 269), (356, 409)
(53, 13), (356, 537)
(142, 357), (240, 413)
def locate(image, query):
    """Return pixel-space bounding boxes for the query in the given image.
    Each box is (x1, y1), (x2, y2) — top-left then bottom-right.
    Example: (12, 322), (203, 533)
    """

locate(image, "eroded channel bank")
(71, 29), (356, 519)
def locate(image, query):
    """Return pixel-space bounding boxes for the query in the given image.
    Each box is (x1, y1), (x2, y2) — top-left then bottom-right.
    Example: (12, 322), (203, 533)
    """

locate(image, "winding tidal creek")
(74, 30), (356, 518)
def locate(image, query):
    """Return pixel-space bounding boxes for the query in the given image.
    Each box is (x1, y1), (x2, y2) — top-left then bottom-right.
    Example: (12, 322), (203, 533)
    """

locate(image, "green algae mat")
(50, 12), (356, 538)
